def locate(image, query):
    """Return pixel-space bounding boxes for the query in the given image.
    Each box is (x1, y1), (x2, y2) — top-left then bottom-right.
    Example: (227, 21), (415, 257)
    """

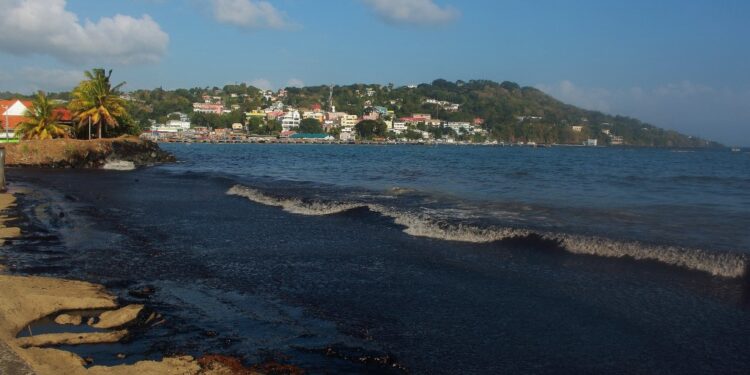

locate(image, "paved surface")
(0, 341), (35, 375)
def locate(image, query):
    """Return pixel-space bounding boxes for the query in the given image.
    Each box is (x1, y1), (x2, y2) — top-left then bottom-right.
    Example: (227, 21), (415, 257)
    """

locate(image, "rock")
(87, 317), (97, 326)
(93, 304), (145, 329)
(116, 353), (127, 360)
(128, 285), (156, 299)
(54, 313), (83, 326)
(16, 330), (129, 348)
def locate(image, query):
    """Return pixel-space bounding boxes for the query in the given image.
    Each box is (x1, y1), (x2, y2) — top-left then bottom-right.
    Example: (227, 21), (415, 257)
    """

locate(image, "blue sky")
(0, 0), (748, 145)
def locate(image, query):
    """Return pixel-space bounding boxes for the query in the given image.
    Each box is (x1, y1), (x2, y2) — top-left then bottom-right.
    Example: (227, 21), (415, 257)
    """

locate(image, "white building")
(280, 110), (301, 131)
(392, 122), (407, 134)
(445, 122), (473, 133)
(339, 127), (355, 141)
(151, 118), (191, 133)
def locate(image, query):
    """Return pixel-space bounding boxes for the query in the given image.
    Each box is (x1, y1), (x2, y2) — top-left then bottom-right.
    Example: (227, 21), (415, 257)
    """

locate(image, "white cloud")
(249, 78), (272, 90)
(362, 0), (459, 25)
(211, 0), (290, 29)
(286, 78), (304, 88)
(0, 67), (83, 93)
(0, 0), (168, 65)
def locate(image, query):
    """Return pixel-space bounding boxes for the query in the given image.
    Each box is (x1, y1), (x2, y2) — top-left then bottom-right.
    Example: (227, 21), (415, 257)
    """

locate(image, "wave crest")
(227, 185), (748, 278)
(227, 185), (365, 216)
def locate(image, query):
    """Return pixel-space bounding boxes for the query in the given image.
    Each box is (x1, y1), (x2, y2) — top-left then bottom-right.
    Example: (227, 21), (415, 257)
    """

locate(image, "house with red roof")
(1, 99), (74, 138)
(0, 99), (32, 137)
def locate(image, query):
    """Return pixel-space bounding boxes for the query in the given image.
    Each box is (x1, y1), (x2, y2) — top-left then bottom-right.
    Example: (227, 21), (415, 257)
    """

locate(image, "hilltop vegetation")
(285, 79), (718, 147)
(3, 79), (720, 147)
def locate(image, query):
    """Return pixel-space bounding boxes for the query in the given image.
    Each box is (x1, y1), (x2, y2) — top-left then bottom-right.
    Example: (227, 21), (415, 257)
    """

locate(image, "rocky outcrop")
(92, 305), (144, 329)
(3, 136), (175, 169)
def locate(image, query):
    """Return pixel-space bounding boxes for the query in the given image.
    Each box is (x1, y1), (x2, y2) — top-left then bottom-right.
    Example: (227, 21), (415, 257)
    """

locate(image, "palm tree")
(69, 69), (127, 139)
(15, 91), (72, 140)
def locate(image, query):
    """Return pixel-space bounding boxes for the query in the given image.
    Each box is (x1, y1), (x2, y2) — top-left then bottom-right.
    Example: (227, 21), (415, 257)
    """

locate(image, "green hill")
(284, 79), (719, 147)
(2, 79), (720, 147)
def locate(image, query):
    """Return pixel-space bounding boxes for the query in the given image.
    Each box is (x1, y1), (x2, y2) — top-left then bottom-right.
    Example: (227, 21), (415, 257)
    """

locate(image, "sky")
(0, 0), (748, 145)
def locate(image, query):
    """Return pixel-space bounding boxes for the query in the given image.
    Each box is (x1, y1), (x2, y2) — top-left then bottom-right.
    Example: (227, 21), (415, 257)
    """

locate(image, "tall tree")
(69, 69), (127, 139)
(355, 120), (387, 140)
(15, 91), (71, 140)
(299, 118), (323, 133)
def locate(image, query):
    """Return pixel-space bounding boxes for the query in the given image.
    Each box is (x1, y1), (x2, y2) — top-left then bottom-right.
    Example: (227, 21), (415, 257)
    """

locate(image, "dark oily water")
(5, 144), (750, 374)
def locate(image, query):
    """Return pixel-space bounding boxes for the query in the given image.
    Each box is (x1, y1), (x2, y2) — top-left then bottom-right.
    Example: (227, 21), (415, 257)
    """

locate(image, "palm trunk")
(98, 123), (102, 139)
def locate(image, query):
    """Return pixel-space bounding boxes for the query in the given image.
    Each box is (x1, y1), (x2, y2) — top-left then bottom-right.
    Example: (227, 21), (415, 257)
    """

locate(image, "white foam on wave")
(227, 184), (748, 278)
(102, 160), (136, 171)
(227, 185), (365, 216)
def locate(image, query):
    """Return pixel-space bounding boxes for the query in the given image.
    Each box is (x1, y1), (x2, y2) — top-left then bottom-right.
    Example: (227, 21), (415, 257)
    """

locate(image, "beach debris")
(92, 304), (145, 329)
(54, 313), (83, 326)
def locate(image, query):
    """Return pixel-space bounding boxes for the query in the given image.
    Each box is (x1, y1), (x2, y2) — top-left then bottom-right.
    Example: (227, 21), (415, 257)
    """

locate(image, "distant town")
(136, 87), (608, 146)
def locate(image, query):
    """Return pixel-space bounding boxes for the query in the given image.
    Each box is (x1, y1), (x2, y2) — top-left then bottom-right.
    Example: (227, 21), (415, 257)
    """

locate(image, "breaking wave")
(227, 184), (748, 279)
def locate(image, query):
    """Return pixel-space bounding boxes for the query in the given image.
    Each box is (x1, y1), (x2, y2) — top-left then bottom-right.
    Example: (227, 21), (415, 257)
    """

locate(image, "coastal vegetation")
(69, 69), (129, 139)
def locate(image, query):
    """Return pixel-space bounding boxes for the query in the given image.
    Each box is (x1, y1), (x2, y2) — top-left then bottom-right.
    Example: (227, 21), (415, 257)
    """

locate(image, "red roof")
(0, 99), (71, 130)
(1, 99), (31, 130)
(53, 108), (73, 122)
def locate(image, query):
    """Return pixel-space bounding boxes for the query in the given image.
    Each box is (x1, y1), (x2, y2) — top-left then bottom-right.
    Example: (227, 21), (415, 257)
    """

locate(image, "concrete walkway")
(0, 341), (35, 375)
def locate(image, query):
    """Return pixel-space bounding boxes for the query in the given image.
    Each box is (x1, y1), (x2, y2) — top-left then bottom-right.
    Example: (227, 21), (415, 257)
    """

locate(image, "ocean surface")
(6, 144), (750, 374)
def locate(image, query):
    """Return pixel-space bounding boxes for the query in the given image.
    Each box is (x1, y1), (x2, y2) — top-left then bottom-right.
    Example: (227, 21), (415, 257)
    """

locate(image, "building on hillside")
(571, 125), (584, 133)
(326, 112), (347, 121)
(445, 122), (474, 134)
(340, 114), (358, 128)
(362, 111), (380, 121)
(265, 110), (285, 121)
(193, 102), (224, 114)
(302, 111), (325, 123)
(610, 136), (624, 145)
(246, 110), (266, 121)
(280, 110), (301, 131)
(392, 122), (407, 134)
(584, 139), (598, 146)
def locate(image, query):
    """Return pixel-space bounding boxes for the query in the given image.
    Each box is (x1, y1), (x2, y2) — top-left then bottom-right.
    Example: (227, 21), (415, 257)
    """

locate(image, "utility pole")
(328, 85), (334, 112)
(88, 117), (91, 140)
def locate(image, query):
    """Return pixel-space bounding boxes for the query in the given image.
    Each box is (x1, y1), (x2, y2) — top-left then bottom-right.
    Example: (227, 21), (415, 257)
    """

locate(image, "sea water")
(8, 144), (750, 374)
